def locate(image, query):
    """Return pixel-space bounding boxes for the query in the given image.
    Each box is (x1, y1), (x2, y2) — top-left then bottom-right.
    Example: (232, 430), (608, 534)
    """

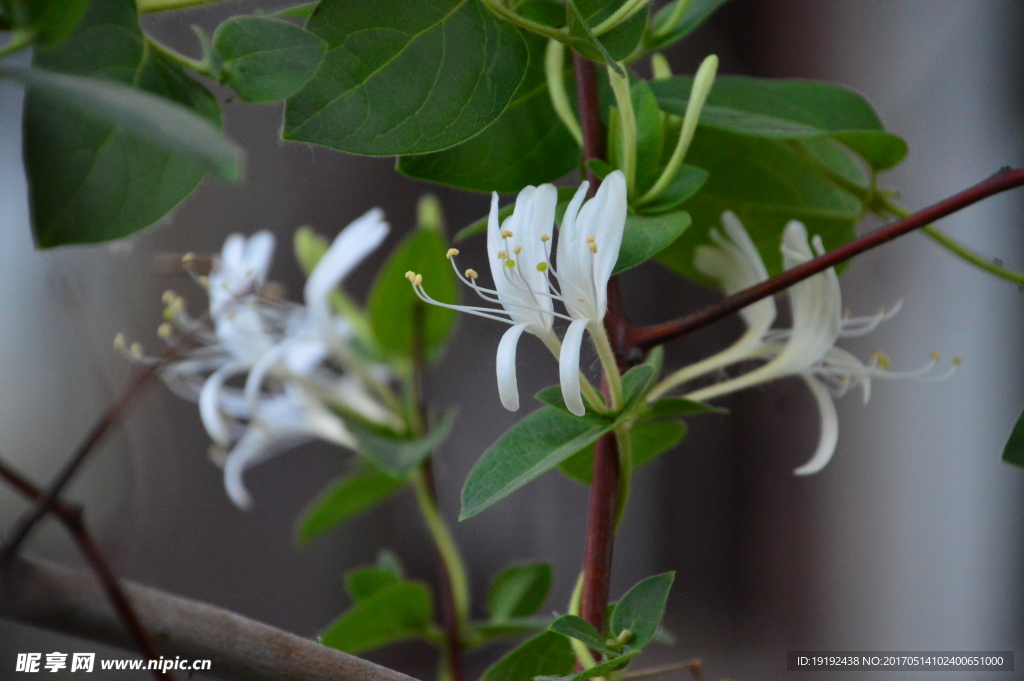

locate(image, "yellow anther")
(953, 356), (963, 366)
(869, 350), (890, 369)
(505, 259), (516, 268)
(540, 234), (550, 242)
(405, 271), (416, 281)
(157, 323), (174, 340)
(501, 230), (513, 239)
(113, 333), (127, 351)
(130, 342), (144, 359)
(930, 350), (941, 362)
(162, 290), (178, 305)
(536, 262), (548, 272)
(414, 274), (423, 286)
(513, 245), (522, 255)
(465, 269), (478, 280)
(589, 242), (598, 253)
(586, 235), (596, 243)
(181, 252), (196, 264)
(197, 275), (210, 289)
(497, 250), (508, 260)
(446, 248), (459, 260)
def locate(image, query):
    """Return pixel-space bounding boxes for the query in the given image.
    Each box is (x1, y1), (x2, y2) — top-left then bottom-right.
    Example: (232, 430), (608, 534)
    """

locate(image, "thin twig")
(624, 658), (703, 680)
(0, 458), (171, 680)
(626, 166), (1024, 351)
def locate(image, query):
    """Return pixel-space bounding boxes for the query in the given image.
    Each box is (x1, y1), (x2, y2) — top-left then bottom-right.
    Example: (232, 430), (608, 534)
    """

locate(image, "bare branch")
(0, 554), (420, 681)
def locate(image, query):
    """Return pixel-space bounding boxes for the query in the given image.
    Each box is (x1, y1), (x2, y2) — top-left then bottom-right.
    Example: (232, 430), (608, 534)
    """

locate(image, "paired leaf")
(368, 225), (458, 362)
(21, 0), (239, 247)
(614, 211), (692, 274)
(489, 563), (552, 620)
(480, 631), (577, 681)
(295, 463), (407, 543)
(213, 16), (325, 102)
(549, 615), (617, 656)
(398, 32), (580, 193)
(538, 650), (641, 681)
(347, 410), (456, 477)
(320, 581), (433, 654)
(638, 165), (708, 215)
(284, 0), (529, 155)
(559, 420), (686, 484)
(609, 572), (674, 648)
(649, 0), (730, 49)
(1002, 407), (1024, 467)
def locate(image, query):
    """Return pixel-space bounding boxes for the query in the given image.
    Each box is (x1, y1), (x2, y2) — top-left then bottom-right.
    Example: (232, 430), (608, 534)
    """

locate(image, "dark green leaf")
(368, 225), (458, 361)
(830, 130), (908, 171)
(647, 396), (725, 419)
(213, 16), (325, 102)
(637, 165), (708, 215)
(267, 2), (318, 19)
(480, 631), (577, 681)
(621, 363), (655, 407)
(614, 211), (692, 274)
(609, 572), (674, 649)
(589, 3), (647, 63)
(534, 386), (612, 425)
(4, 0), (90, 46)
(559, 419), (686, 484)
(398, 32), (580, 193)
(650, 0), (729, 49)
(632, 80), (665, 195)
(586, 158), (615, 180)
(537, 649), (641, 681)
(489, 563), (552, 620)
(345, 566), (401, 601)
(461, 407), (615, 520)
(295, 463), (407, 543)
(284, 0), (529, 155)
(565, 0), (645, 66)
(1002, 407), (1024, 467)
(348, 410), (456, 477)
(564, 0), (621, 74)
(549, 615), (616, 656)
(455, 186), (578, 242)
(320, 581), (433, 654)
(20, 0), (239, 247)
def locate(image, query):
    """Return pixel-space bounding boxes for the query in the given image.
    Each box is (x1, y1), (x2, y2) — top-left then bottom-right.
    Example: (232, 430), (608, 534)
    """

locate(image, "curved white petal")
(559, 319), (590, 416)
(793, 374), (840, 476)
(590, 171), (628, 318)
(200, 361), (246, 447)
(242, 231), (275, 283)
(496, 323), (529, 411)
(223, 427), (311, 509)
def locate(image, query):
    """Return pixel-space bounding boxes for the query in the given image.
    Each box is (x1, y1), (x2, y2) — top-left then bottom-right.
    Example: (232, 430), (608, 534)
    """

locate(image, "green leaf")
(564, 1), (620, 73)
(480, 631), (577, 681)
(586, 158), (615, 180)
(267, 2), (318, 19)
(461, 407), (615, 520)
(1002, 407), (1024, 467)
(320, 581), (433, 654)
(368, 225), (458, 361)
(637, 165), (708, 215)
(284, 0), (529, 155)
(397, 32), (580, 193)
(3, 0), (90, 46)
(559, 419), (686, 484)
(345, 566), (401, 601)
(609, 572), (674, 649)
(489, 563), (552, 620)
(534, 386), (612, 425)
(632, 80), (665, 195)
(549, 615), (617, 656)
(19, 0), (241, 247)
(295, 463), (406, 543)
(537, 649), (641, 681)
(621, 363), (655, 407)
(614, 211), (692, 274)
(348, 410), (456, 477)
(454, 186), (579, 242)
(646, 396), (725, 419)
(650, 0), (730, 49)
(830, 130), (908, 171)
(655, 127), (862, 281)
(564, 0), (645, 67)
(213, 16), (325, 102)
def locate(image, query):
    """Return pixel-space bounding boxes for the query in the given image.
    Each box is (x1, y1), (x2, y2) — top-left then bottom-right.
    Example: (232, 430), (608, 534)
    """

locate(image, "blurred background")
(1, 1), (1022, 679)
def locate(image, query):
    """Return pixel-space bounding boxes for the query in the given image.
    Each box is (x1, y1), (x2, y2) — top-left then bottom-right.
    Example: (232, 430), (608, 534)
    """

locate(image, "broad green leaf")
(2, 0), (90, 46)
(267, 2), (318, 19)
(537, 649), (641, 681)
(614, 211), (692, 274)
(655, 126), (862, 281)
(345, 566), (401, 601)
(559, 419), (686, 484)
(565, 0), (646, 66)
(609, 572), (674, 649)
(284, 0), (529, 155)
(534, 385), (612, 425)
(480, 631), (577, 681)
(397, 32), (580, 193)
(295, 463), (407, 543)
(20, 0), (239, 247)
(649, 0), (729, 49)
(213, 16), (326, 102)
(632, 81), (665, 195)
(830, 130), (908, 171)
(454, 186), (578, 242)
(646, 396), (725, 419)
(637, 165), (708, 215)
(368, 225), (458, 361)
(549, 615), (616, 656)
(461, 407), (615, 520)
(1002, 407), (1024, 467)
(320, 581), (433, 654)
(347, 410), (456, 477)
(489, 563), (552, 620)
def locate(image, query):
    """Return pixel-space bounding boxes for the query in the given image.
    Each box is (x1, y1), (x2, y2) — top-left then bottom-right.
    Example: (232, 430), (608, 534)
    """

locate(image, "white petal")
(793, 374), (840, 476)
(200, 361), (246, 447)
(559, 319), (590, 416)
(591, 171), (628, 317)
(242, 231), (275, 283)
(223, 427), (311, 509)
(496, 323), (529, 411)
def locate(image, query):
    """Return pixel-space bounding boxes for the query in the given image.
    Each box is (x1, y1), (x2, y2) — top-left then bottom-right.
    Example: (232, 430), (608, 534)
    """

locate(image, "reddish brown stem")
(0, 458), (171, 681)
(573, 53), (605, 190)
(627, 166), (1024, 352)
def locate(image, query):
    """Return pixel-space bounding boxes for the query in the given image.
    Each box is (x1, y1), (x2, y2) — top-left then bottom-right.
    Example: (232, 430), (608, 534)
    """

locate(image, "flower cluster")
(120, 212), (396, 508)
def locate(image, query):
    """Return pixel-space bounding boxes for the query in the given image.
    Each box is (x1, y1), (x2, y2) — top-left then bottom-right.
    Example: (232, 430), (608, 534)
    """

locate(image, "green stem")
(606, 63), (637, 197)
(612, 424), (631, 530)
(478, 0), (566, 41)
(651, 0), (693, 40)
(568, 571), (599, 669)
(144, 36), (210, 77)
(882, 197), (1024, 285)
(0, 29), (35, 59)
(545, 40), (583, 146)
(137, 0), (227, 13)
(411, 467), (471, 623)
(592, 0), (652, 36)
(589, 323), (623, 410)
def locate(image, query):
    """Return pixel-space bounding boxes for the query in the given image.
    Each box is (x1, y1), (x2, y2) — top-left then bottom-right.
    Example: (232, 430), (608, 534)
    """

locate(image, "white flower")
(653, 212), (955, 475)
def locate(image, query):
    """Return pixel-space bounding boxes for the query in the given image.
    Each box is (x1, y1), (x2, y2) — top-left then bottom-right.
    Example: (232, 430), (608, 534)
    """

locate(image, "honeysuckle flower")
(653, 212), (956, 475)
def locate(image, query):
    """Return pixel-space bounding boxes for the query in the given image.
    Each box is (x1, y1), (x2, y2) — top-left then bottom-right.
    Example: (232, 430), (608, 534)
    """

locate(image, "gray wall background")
(1, 1), (1022, 679)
